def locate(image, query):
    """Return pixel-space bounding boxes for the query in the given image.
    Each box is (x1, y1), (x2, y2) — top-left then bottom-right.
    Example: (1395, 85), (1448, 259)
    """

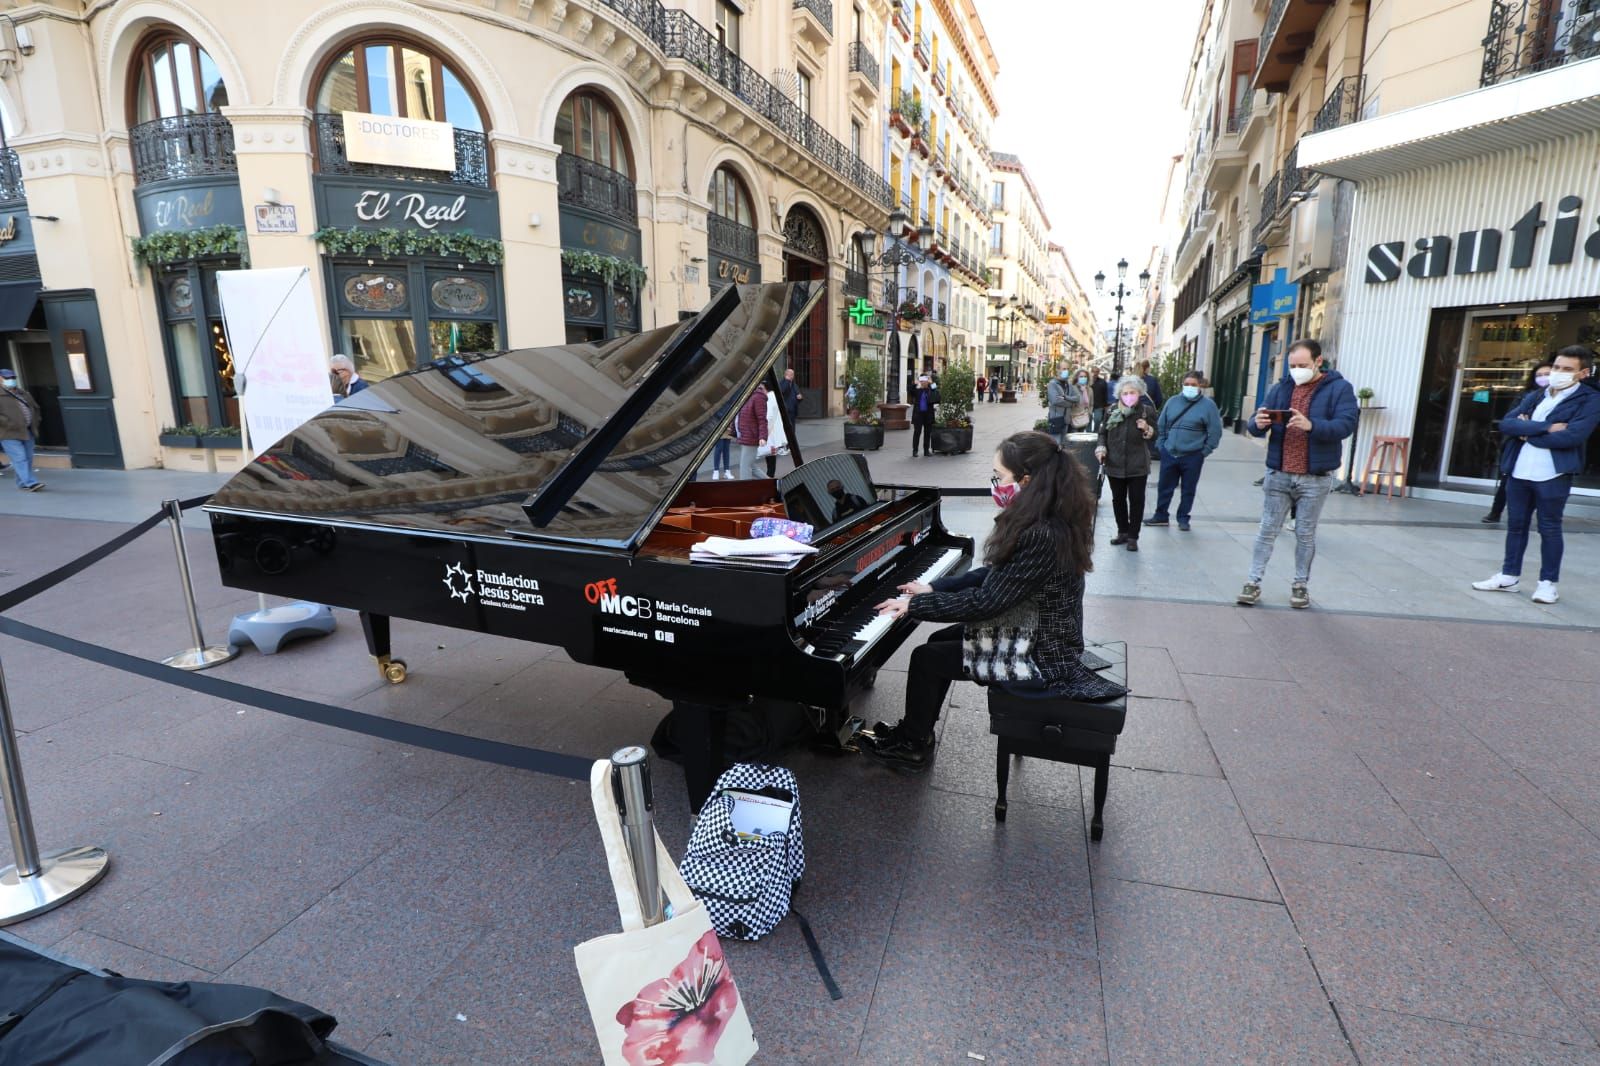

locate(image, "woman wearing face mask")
(1096, 376), (1159, 551)
(1482, 361), (1553, 523)
(1148, 372), (1224, 532)
(1069, 371), (1094, 432)
(862, 432), (1127, 772)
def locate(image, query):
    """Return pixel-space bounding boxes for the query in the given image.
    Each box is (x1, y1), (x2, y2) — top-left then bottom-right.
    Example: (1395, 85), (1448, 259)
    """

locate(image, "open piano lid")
(206, 281), (825, 549)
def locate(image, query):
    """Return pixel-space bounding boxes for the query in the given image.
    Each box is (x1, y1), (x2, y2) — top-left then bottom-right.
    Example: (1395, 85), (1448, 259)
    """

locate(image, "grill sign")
(1366, 196), (1600, 284)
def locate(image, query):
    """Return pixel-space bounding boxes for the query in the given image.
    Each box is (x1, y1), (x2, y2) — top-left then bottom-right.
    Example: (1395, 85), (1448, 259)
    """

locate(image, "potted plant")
(929, 360), (976, 455)
(896, 298), (926, 325)
(198, 424), (243, 448)
(159, 424), (203, 448)
(843, 356), (884, 451)
(1357, 386), (1375, 407)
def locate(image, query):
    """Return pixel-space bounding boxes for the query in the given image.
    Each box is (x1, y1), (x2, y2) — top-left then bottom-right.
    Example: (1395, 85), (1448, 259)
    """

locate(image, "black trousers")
(1108, 474), (1148, 538)
(911, 417), (934, 454)
(765, 453), (778, 478)
(904, 624), (967, 737)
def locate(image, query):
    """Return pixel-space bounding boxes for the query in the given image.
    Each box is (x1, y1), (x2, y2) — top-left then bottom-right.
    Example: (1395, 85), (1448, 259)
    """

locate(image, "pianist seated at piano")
(865, 430), (1127, 772)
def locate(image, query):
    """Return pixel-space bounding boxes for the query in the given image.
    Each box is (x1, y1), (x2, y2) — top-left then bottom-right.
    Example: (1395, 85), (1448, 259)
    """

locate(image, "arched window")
(132, 33), (228, 124)
(708, 165), (753, 228)
(555, 90), (632, 178)
(314, 39), (484, 131)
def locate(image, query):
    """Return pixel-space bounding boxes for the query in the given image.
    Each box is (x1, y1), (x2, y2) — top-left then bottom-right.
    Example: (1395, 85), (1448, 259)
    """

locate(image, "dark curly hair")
(985, 431), (1096, 575)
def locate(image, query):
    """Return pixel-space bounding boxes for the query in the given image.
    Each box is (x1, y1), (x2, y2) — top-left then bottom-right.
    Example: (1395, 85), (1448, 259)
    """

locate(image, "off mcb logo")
(584, 577), (652, 619)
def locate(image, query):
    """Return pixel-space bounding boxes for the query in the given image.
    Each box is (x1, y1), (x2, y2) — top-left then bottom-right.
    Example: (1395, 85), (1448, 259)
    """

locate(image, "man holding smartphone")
(1237, 339), (1359, 609)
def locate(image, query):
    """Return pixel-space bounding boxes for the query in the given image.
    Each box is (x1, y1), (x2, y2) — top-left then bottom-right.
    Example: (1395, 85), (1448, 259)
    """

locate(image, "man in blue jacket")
(1472, 345), (1598, 605)
(1237, 339), (1359, 609)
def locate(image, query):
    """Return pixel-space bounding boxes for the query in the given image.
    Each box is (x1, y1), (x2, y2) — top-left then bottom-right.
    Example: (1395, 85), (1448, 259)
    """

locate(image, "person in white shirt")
(1473, 346), (1599, 604)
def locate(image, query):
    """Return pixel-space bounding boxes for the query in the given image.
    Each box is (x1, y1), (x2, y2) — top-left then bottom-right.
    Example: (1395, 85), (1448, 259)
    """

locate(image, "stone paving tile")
(1124, 643), (1188, 702)
(1111, 696), (1222, 778)
(361, 1032), (499, 1065)
(51, 929), (213, 983)
(1447, 701), (1600, 780)
(1345, 713), (1545, 811)
(1261, 836), (1590, 1044)
(23, 753), (195, 842)
(1340, 1004), (1600, 1064)
(1083, 767), (1278, 902)
(856, 926), (1107, 1065)
(221, 893), (485, 1049)
(1095, 878), (1353, 1064)
(1526, 770), (1600, 840)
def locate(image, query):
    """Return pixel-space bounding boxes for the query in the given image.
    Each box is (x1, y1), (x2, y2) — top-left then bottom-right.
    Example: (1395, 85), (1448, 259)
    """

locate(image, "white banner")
(341, 111), (457, 172)
(216, 267), (333, 454)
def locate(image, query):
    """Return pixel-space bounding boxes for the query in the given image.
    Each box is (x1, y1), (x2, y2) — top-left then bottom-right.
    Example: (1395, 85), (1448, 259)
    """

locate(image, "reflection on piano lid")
(206, 282), (825, 547)
(777, 453), (879, 540)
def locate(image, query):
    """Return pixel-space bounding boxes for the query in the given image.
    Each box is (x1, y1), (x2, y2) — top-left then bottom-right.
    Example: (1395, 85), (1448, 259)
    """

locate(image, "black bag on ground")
(650, 698), (818, 766)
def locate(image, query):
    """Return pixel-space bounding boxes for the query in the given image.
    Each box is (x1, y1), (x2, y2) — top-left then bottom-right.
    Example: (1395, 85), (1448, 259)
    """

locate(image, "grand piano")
(205, 282), (972, 806)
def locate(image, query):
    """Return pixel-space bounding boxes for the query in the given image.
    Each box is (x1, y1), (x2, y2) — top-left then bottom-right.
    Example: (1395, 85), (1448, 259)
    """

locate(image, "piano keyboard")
(800, 545), (966, 664)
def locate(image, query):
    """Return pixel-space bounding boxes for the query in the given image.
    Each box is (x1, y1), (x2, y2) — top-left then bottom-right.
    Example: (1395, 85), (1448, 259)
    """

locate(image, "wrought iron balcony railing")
(130, 113), (237, 186)
(0, 148), (23, 203)
(1225, 96), (1255, 135)
(843, 267), (868, 296)
(914, 32), (931, 67)
(1259, 0), (1291, 72)
(848, 41), (879, 85)
(1480, 0), (1600, 86)
(1312, 75), (1365, 132)
(1253, 170), (1282, 247)
(792, 0), (833, 33)
(314, 113), (489, 188)
(707, 212), (758, 262)
(557, 152), (638, 227)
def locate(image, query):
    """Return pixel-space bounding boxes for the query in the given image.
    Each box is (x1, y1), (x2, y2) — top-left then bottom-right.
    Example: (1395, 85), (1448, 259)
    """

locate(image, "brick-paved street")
(3, 398), (1600, 1062)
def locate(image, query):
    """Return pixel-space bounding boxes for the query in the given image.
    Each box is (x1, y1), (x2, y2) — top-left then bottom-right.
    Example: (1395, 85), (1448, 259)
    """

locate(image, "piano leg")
(359, 611), (408, 685)
(674, 700), (729, 814)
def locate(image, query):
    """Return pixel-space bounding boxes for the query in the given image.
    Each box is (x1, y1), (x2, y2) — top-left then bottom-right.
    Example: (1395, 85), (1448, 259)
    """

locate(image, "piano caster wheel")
(861, 670), (878, 690)
(994, 801), (1007, 823)
(1090, 818), (1104, 842)
(376, 656), (408, 684)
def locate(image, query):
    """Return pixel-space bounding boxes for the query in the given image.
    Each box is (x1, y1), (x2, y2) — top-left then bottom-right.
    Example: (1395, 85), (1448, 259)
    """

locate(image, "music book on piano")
(690, 535), (818, 560)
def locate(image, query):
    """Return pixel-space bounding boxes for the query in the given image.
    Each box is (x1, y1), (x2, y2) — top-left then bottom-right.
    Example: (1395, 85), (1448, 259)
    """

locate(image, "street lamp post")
(865, 209), (934, 404)
(1093, 258), (1150, 378)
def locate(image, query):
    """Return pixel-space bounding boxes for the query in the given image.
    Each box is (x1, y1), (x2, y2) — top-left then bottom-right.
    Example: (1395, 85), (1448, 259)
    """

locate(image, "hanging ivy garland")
(311, 226), (505, 265)
(561, 248), (649, 290)
(130, 225), (249, 267)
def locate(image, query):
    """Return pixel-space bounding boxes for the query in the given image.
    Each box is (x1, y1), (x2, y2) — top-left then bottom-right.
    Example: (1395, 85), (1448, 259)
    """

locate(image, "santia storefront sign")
(1366, 195), (1600, 284)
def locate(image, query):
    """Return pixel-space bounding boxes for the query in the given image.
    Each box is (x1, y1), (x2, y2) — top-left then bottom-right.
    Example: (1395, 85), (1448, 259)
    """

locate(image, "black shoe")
(1110, 533), (1128, 546)
(862, 727), (935, 773)
(1177, 521), (1191, 532)
(911, 451), (919, 458)
(1146, 517), (1169, 527)
(1126, 539), (1139, 552)
(1481, 513), (1501, 523)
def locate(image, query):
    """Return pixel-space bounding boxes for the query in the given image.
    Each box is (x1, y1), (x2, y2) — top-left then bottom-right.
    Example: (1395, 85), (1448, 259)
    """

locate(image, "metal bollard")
(611, 746), (665, 927)
(0, 651), (110, 925)
(160, 498), (238, 671)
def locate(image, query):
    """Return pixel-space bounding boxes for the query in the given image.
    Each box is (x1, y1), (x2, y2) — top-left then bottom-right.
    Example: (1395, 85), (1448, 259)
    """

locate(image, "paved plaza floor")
(2, 396), (1599, 1063)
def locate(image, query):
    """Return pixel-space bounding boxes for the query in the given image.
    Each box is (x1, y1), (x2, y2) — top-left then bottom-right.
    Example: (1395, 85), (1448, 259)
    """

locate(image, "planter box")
(929, 425), (973, 455)
(843, 422), (884, 451)
(878, 402), (911, 431)
(159, 434), (201, 448)
(200, 435), (243, 449)
(1001, 389), (1018, 403)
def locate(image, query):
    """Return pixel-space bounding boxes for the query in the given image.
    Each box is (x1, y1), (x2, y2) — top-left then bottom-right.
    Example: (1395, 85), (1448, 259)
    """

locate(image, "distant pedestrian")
(1472, 345), (1599, 605)
(1090, 369), (1110, 432)
(1096, 376), (1158, 552)
(711, 421), (733, 480)
(1137, 359), (1164, 410)
(0, 368), (44, 492)
(1147, 371), (1222, 532)
(1045, 367), (1078, 444)
(1069, 369), (1094, 432)
(330, 354), (368, 400)
(763, 385), (790, 477)
(733, 383), (769, 479)
(1237, 339), (1359, 609)
(976, 375), (988, 403)
(1482, 361), (1552, 523)
(779, 367), (802, 423)
(910, 373), (939, 457)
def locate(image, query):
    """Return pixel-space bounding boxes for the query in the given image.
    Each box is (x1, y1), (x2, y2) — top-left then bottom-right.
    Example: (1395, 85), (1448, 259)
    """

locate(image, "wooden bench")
(987, 641), (1128, 841)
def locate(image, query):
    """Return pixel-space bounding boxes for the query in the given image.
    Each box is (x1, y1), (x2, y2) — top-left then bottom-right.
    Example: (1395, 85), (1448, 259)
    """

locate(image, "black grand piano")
(205, 282), (972, 807)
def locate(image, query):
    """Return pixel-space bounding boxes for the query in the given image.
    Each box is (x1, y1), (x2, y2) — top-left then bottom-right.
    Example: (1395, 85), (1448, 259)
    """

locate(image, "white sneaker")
(1532, 581), (1559, 604)
(712, 471), (724, 480)
(1471, 573), (1520, 592)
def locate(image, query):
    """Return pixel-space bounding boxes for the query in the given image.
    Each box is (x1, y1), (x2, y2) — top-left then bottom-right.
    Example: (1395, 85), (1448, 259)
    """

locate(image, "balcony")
(1311, 74), (1364, 132)
(1251, 144), (1311, 248)
(557, 152), (638, 228)
(130, 113), (237, 187)
(1480, 0), (1600, 87)
(0, 149), (23, 203)
(843, 267), (868, 296)
(1255, 0), (1334, 93)
(314, 113), (488, 188)
(893, 0), (912, 41)
(707, 211), (758, 262)
(792, 0), (833, 50)
(914, 31), (931, 69)
(848, 41), (879, 103)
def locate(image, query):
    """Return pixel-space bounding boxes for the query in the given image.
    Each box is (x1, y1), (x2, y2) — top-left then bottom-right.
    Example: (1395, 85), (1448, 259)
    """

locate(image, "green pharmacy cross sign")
(848, 297), (878, 325)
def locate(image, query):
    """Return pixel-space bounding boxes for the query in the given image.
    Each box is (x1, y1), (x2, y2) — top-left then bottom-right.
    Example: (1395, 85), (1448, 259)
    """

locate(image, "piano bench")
(987, 643), (1127, 841)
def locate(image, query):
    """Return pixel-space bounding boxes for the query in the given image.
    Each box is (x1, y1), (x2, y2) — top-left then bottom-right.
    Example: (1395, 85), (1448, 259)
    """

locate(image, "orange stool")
(1361, 435), (1410, 498)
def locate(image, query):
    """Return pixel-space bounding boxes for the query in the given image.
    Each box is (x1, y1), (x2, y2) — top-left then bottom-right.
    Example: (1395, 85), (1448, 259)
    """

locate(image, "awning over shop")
(0, 280), (42, 332)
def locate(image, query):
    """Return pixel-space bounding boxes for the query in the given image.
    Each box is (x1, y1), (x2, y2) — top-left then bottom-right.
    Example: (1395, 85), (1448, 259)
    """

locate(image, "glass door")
(1442, 309), (1561, 483)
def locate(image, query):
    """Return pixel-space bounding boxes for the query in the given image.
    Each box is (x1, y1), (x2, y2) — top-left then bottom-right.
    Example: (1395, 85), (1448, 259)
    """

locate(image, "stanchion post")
(0, 651), (110, 925)
(611, 746), (665, 927)
(160, 498), (238, 671)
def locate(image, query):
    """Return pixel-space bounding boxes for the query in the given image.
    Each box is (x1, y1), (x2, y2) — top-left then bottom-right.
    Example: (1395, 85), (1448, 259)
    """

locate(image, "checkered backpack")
(679, 764), (805, 942)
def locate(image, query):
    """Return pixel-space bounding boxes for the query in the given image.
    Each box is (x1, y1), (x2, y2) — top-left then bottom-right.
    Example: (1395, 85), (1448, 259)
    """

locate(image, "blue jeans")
(1248, 470), (1334, 584)
(1502, 475), (1571, 582)
(1, 436), (37, 488)
(1150, 447), (1205, 522)
(711, 438), (731, 474)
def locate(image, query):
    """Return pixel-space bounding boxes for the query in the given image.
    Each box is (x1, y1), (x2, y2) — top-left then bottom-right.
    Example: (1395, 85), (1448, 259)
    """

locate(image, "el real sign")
(341, 112), (457, 173)
(1365, 195), (1600, 284)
